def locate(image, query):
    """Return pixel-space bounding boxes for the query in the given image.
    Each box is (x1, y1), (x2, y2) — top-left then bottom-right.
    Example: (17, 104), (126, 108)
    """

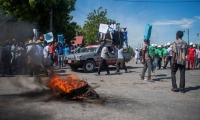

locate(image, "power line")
(114, 0), (200, 3)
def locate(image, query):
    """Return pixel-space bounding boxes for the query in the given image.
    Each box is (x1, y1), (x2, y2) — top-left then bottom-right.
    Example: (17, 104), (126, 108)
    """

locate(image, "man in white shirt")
(43, 41), (51, 76)
(26, 40), (37, 77)
(96, 42), (110, 75)
(114, 45), (128, 73)
(134, 48), (139, 64)
(163, 44), (172, 69)
(196, 47), (200, 68)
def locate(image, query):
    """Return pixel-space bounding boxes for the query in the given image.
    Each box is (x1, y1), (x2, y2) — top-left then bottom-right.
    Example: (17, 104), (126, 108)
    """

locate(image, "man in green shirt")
(162, 44), (168, 65)
(149, 44), (156, 77)
(157, 45), (163, 70)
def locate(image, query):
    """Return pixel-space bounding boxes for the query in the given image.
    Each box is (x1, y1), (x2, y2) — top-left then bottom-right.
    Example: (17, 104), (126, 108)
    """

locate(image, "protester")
(35, 40), (44, 72)
(123, 27), (128, 47)
(95, 42), (110, 76)
(114, 45), (129, 73)
(149, 44), (155, 77)
(171, 31), (187, 93)
(187, 42), (196, 70)
(141, 39), (154, 82)
(134, 48), (140, 64)
(157, 45), (163, 70)
(139, 48), (142, 63)
(56, 43), (64, 68)
(49, 42), (55, 66)
(15, 42), (25, 74)
(1, 47), (12, 76)
(162, 44), (168, 65)
(63, 44), (70, 66)
(163, 43), (172, 69)
(26, 40), (37, 77)
(196, 47), (200, 68)
(43, 41), (51, 76)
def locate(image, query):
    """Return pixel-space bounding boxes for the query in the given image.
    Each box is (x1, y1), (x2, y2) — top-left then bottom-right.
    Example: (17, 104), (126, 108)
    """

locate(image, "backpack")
(174, 40), (187, 65)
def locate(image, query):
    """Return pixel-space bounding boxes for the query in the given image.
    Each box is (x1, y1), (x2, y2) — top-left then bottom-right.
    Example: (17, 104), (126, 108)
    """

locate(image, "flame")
(47, 74), (86, 97)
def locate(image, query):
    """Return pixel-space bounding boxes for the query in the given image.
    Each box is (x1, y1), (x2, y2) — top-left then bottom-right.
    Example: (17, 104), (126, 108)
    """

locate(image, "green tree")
(0, 0), (77, 42)
(83, 7), (118, 45)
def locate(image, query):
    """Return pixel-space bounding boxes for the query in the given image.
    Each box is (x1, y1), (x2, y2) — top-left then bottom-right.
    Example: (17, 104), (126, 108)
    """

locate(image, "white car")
(67, 44), (132, 73)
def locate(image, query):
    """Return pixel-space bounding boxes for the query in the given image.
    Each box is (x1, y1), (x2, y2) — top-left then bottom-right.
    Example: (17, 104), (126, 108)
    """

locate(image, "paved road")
(0, 59), (200, 120)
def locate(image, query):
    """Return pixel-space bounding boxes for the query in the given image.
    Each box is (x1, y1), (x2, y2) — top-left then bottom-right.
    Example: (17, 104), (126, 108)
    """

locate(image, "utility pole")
(50, 7), (53, 32)
(187, 29), (189, 45)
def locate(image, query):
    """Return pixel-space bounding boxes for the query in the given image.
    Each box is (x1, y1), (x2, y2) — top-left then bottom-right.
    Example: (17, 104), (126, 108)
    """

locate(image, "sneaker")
(171, 88), (179, 92)
(163, 67), (166, 69)
(148, 79), (154, 82)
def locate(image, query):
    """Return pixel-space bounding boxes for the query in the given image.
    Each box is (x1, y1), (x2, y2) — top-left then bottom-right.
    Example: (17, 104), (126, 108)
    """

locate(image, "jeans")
(141, 59), (152, 79)
(49, 53), (54, 66)
(164, 56), (172, 68)
(124, 39), (128, 47)
(171, 63), (185, 90)
(157, 58), (162, 69)
(152, 58), (157, 72)
(196, 58), (200, 67)
(58, 55), (63, 67)
(98, 58), (110, 74)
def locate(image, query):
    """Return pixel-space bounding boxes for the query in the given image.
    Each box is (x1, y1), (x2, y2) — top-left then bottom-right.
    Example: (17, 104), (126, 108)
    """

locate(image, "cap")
(193, 44), (196, 47)
(164, 44), (167, 46)
(124, 26), (127, 29)
(155, 44), (157, 46)
(167, 42), (170, 45)
(190, 42), (193, 45)
(158, 45), (161, 47)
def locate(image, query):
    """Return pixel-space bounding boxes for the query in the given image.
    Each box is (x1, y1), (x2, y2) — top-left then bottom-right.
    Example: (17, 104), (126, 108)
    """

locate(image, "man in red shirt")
(187, 43), (196, 70)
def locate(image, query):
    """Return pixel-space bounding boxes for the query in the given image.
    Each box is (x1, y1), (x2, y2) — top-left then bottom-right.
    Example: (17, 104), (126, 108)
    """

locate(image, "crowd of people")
(138, 30), (200, 93)
(0, 35), (83, 77)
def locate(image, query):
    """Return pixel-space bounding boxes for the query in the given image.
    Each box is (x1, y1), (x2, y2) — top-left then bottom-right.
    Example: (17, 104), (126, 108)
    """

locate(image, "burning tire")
(70, 65), (78, 71)
(83, 60), (95, 73)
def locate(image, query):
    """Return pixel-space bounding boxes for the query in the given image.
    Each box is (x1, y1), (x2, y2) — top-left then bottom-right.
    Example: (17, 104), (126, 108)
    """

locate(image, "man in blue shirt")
(56, 43), (64, 68)
(123, 27), (128, 47)
(63, 44), (70, 66)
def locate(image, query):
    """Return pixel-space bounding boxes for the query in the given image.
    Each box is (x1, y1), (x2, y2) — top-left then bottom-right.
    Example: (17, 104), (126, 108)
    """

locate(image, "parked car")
(67, 44), (133, 73)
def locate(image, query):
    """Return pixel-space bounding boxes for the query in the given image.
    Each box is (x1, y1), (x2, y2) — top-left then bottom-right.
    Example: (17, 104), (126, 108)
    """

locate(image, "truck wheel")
(70, 65), (78, 71)
(83, 60), (95, 73)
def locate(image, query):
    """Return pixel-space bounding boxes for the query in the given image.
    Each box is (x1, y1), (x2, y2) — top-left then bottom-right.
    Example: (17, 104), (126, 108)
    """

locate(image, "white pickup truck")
(67, 44), (133, 73)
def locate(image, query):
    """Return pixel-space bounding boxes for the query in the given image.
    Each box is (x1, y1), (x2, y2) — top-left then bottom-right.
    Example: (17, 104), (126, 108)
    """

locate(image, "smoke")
(0, 10), (37, 44)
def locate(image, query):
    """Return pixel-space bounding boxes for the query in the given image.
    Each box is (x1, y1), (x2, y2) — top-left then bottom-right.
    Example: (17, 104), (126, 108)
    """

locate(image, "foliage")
(83, 7), (119, 45)
(0, 0), (77, 42)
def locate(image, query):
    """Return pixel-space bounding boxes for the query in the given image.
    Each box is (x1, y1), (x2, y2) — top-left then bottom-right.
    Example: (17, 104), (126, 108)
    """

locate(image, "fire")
(47, 74), (86, 98)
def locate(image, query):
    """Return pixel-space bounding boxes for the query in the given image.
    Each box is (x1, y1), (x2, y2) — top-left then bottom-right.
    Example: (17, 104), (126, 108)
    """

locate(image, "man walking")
(157, 45), (163, 70)
(134, 48), (140, 64)
(96, 42), (110, 76)
(163, 43), (172, 69)
(187, 42), (196, 70)
(141, 39), (154, 82)
(171, 31), (187, 93)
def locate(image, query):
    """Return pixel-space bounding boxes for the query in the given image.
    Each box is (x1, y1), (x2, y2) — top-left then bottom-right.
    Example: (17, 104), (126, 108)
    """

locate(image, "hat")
(35, 40), (43, 44)
(124, 26), (127, 29)
(136, 48), (138, 49)
(164, 44), (167, 46)
(193, 44), (196, 47)
(154, 44), (157, 46)
(25, 40), (34, 45)
(151, 44), (155, 47)
(189, 42), (193, 45)
(158, 45), (161, 48)
(167, 42), (170, 45)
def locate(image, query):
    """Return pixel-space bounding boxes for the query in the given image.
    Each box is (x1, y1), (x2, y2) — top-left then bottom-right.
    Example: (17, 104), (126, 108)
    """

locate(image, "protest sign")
(44, 32), (54, 43)
(99, 24), (108, 33)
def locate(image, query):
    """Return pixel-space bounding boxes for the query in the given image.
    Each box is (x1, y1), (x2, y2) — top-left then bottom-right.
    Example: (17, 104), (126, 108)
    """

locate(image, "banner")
(99, 24), (108, 33)
(44, 32), (54, 43)
(57, 34), (64, 44)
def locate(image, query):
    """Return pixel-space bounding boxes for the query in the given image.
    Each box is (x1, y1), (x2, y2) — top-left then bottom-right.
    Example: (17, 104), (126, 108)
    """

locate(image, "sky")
(71, 0), (200, 49)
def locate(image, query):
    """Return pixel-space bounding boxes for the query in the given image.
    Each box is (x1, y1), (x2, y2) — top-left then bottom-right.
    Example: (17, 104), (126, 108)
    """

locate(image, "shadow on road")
(185, 85), (200, 92)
